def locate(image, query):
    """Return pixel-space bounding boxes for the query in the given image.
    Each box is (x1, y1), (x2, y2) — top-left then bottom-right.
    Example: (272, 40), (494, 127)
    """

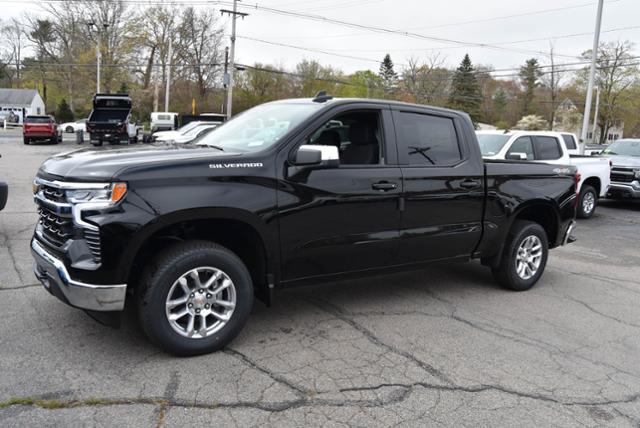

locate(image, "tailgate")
(24, 123), (54, 134)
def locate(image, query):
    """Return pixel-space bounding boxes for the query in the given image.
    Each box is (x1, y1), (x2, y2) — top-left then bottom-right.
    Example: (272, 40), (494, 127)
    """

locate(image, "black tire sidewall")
(139, 243), (254, 356)
(497, 221), (549, 291)
(66, 126), (74, 133)
(578, 186), (596, 219)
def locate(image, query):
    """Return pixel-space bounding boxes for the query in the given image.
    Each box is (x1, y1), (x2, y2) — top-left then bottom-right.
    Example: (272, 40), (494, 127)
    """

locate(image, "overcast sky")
(4, 0), (640, 74)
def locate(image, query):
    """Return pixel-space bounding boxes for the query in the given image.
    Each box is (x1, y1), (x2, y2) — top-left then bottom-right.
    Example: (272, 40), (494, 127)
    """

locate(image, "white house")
(553, 98), (624, 144)
(0, 89), (46, 124)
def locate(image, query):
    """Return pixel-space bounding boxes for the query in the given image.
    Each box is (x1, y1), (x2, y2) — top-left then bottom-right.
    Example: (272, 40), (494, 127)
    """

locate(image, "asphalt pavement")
(1, 129), (639, 427)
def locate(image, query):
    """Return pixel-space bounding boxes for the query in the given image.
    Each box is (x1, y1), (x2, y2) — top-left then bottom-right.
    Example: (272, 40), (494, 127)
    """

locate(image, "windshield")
(196, 103), (321, 153)
(602, 140), (640, 157)
(177, 122), (201, 134)
(476, 133), (511, 156)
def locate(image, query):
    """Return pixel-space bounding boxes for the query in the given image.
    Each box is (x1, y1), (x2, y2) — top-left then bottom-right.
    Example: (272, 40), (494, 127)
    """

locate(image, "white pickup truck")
(477, 130), (611, 219)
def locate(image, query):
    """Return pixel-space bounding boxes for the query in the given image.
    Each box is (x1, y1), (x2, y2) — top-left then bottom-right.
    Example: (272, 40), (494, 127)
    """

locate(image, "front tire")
(137, 241), (254, 356)
(577, 185), (597, 219)
(492, 220), (549, 291)
(65, 126), (74, 133)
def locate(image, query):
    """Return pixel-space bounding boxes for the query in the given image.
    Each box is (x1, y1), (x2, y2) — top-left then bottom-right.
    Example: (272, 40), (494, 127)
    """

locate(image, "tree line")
(1, 0), (639, 141)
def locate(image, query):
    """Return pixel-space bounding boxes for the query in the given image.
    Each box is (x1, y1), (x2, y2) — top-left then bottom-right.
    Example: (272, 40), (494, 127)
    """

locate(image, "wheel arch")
(123, 208), (277, 304)
(581, 176), (601, 196)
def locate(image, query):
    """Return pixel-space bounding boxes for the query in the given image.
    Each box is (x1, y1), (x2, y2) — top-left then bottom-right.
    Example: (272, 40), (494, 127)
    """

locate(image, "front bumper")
(31, 239), (126, 312)
(607, 182), (640, 199)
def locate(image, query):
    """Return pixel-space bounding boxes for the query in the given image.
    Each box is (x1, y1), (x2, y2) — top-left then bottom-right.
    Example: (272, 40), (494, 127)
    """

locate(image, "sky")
(3, 0), (640, 75)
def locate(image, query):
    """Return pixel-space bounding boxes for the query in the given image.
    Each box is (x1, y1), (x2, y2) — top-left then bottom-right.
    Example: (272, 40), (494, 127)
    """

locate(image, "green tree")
(492, 87), (507, 125)
(519, 58), (542, 116)
(379, 53), (398, 96)
(448, 54), (482, 125)
(55, 98), (74, 122)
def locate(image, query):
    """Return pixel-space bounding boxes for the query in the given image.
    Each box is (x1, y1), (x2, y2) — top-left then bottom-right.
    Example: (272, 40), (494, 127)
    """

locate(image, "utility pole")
(165, 38), (172, 112)
(222, 47), (229, 115)
(88, 22), (108, 93)
(591, 85), (600, 143)
(221, 1), (248, 120)
(580, 0), (604, 153)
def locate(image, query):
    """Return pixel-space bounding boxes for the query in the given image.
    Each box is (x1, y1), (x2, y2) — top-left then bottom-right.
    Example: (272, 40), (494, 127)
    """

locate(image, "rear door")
(532, 135), (564, 162)
(276, 104), (403, 281)
(392, 107), (485, 263)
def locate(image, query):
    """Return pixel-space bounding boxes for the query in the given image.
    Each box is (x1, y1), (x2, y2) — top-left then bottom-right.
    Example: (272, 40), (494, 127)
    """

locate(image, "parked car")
(476, 130), (610, 219)
(86, 93), (138, 146)
(31, 96), (578, 356)
(59, 119), (88, 134)
(0, 111), (19, 124)
(150, 112), (179, 133)
(154, 123), (219, 144)
(152, 121), (213, 142)
(602, 139), (640, 199)
(23, 115), (60, 145)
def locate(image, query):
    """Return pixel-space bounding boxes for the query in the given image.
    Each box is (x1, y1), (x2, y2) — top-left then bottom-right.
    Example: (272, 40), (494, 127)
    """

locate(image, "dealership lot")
(1, 129), (640, 426)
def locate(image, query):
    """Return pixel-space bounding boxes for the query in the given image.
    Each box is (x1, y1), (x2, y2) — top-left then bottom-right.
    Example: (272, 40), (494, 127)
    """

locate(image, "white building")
(553, 98), (623, 144)
(0, 89), (46, 124)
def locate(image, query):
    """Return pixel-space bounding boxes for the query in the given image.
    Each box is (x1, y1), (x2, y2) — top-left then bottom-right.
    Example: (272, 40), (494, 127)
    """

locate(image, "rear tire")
(65, 126), (74, 133)
(492, 220), (549, 291)
(577, 185), (597, 219)
(137, 240), (254, 356)
(23, 136), (29, 145)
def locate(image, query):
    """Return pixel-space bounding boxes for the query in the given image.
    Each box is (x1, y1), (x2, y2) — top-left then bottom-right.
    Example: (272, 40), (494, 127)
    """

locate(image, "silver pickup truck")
(603, 139), (640, 199)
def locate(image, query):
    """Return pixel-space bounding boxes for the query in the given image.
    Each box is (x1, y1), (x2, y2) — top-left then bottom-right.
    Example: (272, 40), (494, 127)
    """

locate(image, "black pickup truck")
(31, 96), (578, 355)
(86, 93), (138, 146)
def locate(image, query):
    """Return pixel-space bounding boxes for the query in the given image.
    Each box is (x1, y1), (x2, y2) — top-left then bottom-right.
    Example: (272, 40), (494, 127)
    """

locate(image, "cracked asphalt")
(1, 130), (640, 427)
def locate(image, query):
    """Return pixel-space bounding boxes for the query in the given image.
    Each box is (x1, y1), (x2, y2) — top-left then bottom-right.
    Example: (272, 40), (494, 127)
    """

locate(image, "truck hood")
(608, 155), (640, 168)
(37, 143), (240, 181)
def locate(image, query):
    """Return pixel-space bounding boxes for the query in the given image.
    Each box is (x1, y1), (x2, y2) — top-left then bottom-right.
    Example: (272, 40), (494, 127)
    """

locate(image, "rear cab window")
(534, 136), (563, 160)
(395, 111), (461, 166)
(562, 134), (577, 150)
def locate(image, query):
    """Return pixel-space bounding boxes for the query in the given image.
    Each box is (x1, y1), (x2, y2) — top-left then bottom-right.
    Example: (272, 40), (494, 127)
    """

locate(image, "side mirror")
(506, 152), (527, 161)
(292, 145), (339, 167)
(288, 145), (339, 179)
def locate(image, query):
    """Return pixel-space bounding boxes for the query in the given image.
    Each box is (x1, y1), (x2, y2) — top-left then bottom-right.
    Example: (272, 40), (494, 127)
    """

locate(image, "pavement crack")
(563, 295), (640, 329)
(0, 230), (26, 285)
(306, 298), (454, 386)
(224, 347), (312, 397)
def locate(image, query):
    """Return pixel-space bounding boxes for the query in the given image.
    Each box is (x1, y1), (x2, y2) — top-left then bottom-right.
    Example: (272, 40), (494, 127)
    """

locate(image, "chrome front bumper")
(607, 182), (640, 199)
(31, 239), (126, 312)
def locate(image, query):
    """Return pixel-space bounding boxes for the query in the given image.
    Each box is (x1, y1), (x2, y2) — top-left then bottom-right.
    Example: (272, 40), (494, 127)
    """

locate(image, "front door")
(276, 106), (403, 282)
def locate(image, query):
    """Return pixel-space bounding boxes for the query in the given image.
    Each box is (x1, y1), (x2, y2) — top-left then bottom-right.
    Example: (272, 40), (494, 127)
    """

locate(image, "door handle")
(372, 181), (397, 191)
(459, 179), (481, 190)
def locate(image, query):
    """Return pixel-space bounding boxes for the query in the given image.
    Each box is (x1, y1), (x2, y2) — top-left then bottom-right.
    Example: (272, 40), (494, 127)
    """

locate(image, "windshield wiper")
(203, 144), (224, 151)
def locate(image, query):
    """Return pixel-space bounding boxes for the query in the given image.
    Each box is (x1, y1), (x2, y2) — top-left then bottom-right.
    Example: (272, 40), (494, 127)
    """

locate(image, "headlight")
(66, 183), (127, 205)
(634, 170), (640, 179)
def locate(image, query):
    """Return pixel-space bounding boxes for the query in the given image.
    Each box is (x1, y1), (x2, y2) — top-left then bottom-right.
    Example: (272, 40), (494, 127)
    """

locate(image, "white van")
(150, 112), (179, 133)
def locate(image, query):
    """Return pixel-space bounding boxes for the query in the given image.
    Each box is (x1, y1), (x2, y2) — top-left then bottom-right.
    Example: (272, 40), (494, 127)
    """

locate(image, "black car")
(31, 96), (578, 355)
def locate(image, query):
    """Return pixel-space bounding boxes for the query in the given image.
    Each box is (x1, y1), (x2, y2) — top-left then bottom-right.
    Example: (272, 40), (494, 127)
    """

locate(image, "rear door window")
(507, 136), (534, 160)
(534, 136), (562, 160)
(395, 112), (461, 166)
(562, 134), (577, 150)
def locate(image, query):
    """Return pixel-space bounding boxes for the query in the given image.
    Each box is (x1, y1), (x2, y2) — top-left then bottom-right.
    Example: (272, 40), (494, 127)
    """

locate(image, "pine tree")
(119, 82), (129, 94)
(492, 87), (507, 124)
(55, 99), (74, 123)
(448, 54), (482, 125)
(519, 58), (542, 116)
(379, 54), (398, 96)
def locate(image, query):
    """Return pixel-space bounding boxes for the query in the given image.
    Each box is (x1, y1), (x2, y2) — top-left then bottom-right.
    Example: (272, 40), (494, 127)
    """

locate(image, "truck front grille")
(41, 184), (66, 203)
(38, 207), (74, 247)
(611, 168), (635, 183)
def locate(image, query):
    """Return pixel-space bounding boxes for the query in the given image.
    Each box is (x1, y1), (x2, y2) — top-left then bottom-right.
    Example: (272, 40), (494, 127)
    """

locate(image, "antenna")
(313, 91), (333, 103)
